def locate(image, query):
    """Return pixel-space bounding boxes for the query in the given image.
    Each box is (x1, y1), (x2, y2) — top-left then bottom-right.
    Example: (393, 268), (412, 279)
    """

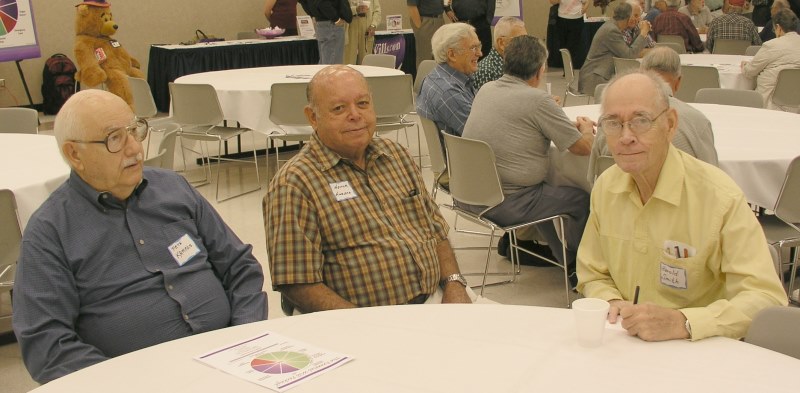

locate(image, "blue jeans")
(316, 21), (345, 64)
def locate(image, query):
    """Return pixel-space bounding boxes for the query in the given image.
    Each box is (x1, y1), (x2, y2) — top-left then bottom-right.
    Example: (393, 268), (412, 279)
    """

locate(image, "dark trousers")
(468, 16), (493, 61)
(557, 16), (584, 67)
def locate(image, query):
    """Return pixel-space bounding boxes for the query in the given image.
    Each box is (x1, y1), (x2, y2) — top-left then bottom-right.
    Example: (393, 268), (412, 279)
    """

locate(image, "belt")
(420, 14), (442, 18)
(355, 13), (367, 17)
(406, 294), (429, 304)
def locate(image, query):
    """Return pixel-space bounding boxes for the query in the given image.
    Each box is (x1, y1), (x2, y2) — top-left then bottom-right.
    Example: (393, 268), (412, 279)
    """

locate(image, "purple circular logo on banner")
(373, 35), (405, 68)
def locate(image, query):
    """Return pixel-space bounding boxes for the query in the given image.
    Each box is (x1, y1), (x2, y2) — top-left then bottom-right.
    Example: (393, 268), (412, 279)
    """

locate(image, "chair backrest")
(594, 83), (608, 102)
(420, 116), (446, 175)
(744, 45), (761, 56)
(695, 88), (764, 108)
(560, 49), (576, 85)
(773, 155), (800, 225)
(144, 129), (178, 169)
(675, 65), (720, 103)
(441, 132), (504, 208)
(712, 39), (750, 55)
(414, 59), (437, 94)
(269, 82), (310, 127)
(366, 74), (415, 119)
(772, 68), (800, 109)
(237, 31), (260, 40)
(0, 190), (21, 288)
(656, 35), (688, 54)
(613, 57), (640, 74)
(594, 155), (616, 180)
(362, 54), (396, 69)
(654, 42), (686, 54)
(0, 108), (39, 134)
(168, 83), (225, 127)
(745, 306), (800, 359)
(128, 77), (158, 119)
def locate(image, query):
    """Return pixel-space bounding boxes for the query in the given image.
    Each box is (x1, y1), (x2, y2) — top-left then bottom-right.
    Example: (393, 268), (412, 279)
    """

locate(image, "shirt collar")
(67, 170), (149, 209)
(437, 63), (474, 89)
(606, 145), (684, 207)
(307, 132), (391, 172)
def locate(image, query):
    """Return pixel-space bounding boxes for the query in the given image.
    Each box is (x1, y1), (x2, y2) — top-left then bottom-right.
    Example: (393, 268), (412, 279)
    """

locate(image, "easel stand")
(15, 60), (34, 107)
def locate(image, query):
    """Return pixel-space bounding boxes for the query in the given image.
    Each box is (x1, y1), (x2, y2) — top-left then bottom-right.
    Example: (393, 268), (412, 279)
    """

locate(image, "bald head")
(602, 71), (671, 114)
(306, 65), (370, 113)
(54, 89), (133, 158)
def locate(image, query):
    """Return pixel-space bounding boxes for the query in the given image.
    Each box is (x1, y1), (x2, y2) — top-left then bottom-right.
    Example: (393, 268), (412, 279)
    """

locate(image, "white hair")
(431, 23), (476, 64)
(492, 16), (526, 49)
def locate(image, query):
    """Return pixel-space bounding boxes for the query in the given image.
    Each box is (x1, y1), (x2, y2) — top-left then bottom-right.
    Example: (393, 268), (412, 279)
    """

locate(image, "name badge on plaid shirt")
(330, 181), (358, 201)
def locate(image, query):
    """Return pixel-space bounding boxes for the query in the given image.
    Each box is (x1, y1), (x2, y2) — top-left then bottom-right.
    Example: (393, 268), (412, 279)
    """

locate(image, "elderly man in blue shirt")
(12, 90), (267, 384)
(415, 22), (482, 136)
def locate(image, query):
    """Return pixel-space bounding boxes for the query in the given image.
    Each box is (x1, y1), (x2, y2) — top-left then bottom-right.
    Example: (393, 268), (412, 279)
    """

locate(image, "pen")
(633, 285), (640, 305)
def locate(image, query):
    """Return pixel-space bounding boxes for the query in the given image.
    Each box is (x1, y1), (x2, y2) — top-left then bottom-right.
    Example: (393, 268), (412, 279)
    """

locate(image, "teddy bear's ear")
(77, 5), (90, 16)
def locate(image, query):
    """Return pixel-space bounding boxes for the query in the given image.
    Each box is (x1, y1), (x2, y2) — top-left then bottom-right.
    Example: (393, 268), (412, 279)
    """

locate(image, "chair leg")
(555, 217), (571, 308)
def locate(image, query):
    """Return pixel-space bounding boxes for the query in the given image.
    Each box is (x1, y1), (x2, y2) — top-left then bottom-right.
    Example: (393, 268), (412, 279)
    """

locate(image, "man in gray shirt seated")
(461, 35), (595, 288)
(13, 90), (267, 384)
(588, 46), (718, 182)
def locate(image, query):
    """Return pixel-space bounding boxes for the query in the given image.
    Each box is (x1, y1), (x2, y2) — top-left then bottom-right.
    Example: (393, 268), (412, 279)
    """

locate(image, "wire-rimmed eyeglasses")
(69, 118), (149, 153)
(598, 107), (669, 136)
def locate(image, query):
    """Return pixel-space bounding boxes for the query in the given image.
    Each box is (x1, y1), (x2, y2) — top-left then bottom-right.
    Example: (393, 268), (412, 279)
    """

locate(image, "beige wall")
(0, 0), (606, 108)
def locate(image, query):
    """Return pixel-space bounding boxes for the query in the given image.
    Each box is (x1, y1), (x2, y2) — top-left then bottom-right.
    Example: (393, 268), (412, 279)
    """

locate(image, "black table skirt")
(147, 39), (320, 112)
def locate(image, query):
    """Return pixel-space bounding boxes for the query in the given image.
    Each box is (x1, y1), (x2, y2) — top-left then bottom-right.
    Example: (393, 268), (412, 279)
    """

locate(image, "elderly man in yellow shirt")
(576, 71), (787, 342)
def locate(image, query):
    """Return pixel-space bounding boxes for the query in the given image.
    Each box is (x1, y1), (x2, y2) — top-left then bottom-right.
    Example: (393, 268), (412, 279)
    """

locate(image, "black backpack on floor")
(41, 53), (77, 115)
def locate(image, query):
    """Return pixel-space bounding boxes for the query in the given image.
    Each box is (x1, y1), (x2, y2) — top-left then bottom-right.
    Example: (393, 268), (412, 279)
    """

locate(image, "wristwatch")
(684, 318), (693, 339)
(440, 273), (467, 289)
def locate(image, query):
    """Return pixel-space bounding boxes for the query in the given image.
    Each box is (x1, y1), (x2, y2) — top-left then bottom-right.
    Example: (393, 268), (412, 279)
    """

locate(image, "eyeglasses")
(455, 44), (482, 55)
(598, 107), (669, 136)
(70, 118), (149, 153)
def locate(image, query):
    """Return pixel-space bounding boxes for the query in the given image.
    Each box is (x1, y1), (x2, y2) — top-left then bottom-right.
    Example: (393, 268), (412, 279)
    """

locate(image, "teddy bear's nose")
(113, 24), (118, 30)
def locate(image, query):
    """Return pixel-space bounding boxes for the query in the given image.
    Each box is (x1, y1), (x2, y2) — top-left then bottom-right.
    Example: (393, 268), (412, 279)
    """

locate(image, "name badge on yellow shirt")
(660, 262), (688, 289)
(329, 181), (358, 202)
(168, 234), (200, 266)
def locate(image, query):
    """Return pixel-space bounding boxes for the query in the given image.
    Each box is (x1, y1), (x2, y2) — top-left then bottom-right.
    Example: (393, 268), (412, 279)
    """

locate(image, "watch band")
(440, 273), (467, 288)
(684, 318), (693, 339)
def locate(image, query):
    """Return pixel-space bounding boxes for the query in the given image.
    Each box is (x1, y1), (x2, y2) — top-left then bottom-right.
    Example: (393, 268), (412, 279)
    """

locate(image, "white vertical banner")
(492, 0), (523, 25)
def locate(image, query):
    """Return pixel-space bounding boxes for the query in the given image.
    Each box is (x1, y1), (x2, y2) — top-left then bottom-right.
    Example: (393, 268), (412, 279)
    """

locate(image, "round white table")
(0, 134), (70, 230)
(29, 304), (799, 393)
(679, 53), (755, 90)
(174, 65), (405, 135)
(561, 103), (800, 209)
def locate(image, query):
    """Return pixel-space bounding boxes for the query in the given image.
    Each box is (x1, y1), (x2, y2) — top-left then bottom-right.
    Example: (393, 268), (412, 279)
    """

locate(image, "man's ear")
(304, 105), (318, 131)
(62, 142), (84, 172)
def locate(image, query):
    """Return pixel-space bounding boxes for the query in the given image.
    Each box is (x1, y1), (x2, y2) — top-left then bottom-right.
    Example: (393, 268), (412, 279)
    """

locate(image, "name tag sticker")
(660, 262), (688, 289)
(329, 181), (358, 202)
(168, 234), (200, 266)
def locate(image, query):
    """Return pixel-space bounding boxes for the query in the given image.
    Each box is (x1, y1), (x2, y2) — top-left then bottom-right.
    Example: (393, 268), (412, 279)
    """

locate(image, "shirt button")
(183, 314), (189, 321)
(139, 239), (145, 245)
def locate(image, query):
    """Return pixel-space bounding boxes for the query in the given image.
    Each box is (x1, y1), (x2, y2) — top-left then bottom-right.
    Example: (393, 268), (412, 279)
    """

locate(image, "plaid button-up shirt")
(706, 13), (762, 52)
(652, 10), (705, 53)
(416, 63), (476, 136)
(267, 133), (449, 307)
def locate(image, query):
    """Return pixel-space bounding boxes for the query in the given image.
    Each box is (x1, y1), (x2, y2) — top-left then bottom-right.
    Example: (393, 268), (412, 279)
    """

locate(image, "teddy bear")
(73, 0), (144, 108)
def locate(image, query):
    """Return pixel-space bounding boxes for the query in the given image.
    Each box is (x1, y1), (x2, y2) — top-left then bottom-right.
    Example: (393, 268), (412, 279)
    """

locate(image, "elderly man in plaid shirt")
(267, 65), (475, 314)
(706, 0), (762, 52)
(652, 0), (706, 52)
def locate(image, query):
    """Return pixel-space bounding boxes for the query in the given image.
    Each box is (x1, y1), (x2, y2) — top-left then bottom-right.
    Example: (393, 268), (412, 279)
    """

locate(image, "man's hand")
(639, 20), (651, 36)
(441, 283), (472, 304)
(698, 26), (708, 34)
(335, 18), (346, 27)
(607, 299), (631, 323)
(367, 25), (376, 36)
(552, 95), (563, 106)
(356, 5), (368, 14)
(576, 116), (597, 135)
(618, 303), (690, 341)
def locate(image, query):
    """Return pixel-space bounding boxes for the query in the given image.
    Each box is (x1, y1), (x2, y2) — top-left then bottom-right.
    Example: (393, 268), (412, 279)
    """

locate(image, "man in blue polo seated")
(13, 90), (267, 383)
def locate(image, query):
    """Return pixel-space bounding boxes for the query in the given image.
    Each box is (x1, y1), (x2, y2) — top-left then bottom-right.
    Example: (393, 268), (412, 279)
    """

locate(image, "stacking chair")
(593, 155), (615, 181)
(712, 39), (750, 55)
(0, 107), (38, 134)
(613, 57), (640, 74)
(366, 74), (419, 165)
(414, 59), (436, 94)
(654, 42), (685, 54)
(745, 306), (800, 359)
(657, 34), (688, 54)
(771, 68), (800, 111)
(268, 82), (313, 172)
(128, 77), (179, 159)
(143, 129), (178, 169)
(695, 88), (764, 108)
(744, 45), (761, 56)
(758, 155), (800, 302)
(168, 83), (261, 202)
(0, 190), (21, 335)
(362, 53), (396, 68)
(593, 83), (608, 103)
(419, 116), (448, 200)
(560, 49), (591, 106)
(441, 133), (571, 305)
(675, 65), (720, 103)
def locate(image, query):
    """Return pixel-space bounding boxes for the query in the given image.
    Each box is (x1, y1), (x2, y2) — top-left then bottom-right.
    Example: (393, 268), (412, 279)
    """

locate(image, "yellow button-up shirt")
(577, 146), (787, 340)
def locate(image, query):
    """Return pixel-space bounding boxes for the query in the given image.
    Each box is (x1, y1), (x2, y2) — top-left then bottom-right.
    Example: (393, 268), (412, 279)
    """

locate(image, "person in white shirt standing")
(550, 0), (589, 66)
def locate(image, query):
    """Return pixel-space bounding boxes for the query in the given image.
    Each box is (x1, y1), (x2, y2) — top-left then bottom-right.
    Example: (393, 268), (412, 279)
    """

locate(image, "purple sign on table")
(373, 34), (405, 69)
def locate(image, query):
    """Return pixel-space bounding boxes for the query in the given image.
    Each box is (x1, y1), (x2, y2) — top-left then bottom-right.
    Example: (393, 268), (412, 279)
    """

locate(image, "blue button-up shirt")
(415, 63), (476, 136)
(13, 168), (267, 383)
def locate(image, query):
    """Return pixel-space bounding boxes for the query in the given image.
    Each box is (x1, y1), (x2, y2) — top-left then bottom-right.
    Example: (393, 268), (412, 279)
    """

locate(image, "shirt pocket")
(655, 243), (715, 305)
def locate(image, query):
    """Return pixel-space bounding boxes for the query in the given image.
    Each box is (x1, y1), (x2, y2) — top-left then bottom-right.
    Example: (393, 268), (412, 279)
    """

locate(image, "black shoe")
(568, 271), (578, 292)
(497, 233), (510, 258)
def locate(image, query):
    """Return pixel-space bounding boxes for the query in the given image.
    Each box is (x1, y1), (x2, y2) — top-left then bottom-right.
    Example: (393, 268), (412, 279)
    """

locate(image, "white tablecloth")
(174, 65), (405, 135)
(0, 134), (70, 230)
(30, 304), (800, 393)
(679, 53), (755, 90)
(561, 103), (800, 208)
